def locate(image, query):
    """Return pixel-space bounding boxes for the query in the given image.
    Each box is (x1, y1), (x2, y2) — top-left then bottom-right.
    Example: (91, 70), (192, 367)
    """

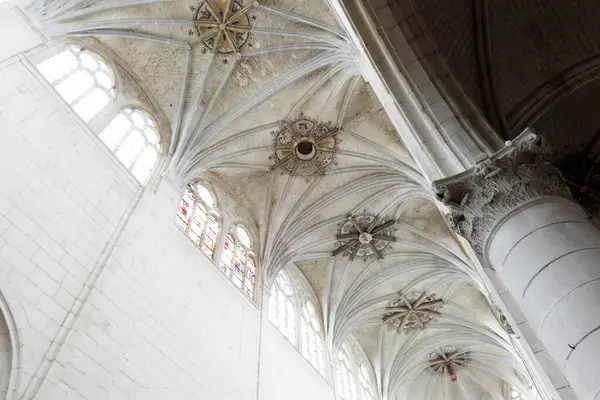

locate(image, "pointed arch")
(0, 291), (20, 400)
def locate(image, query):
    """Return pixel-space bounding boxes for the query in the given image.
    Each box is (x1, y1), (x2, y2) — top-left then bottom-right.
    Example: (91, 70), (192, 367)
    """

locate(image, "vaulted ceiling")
(28, 0), (536, 398)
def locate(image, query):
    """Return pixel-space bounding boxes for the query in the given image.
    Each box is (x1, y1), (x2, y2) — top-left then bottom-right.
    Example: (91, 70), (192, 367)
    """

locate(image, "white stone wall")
(0, 47), (139, 399)
(32, 180), (335, 400)
(0, 5), (43, 61)
(34, 181), (261, 399)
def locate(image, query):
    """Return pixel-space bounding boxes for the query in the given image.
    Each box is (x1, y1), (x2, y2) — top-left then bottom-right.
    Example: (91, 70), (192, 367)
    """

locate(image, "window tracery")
(335, 342), (379, 400)
(336, 343), (358, 400)
(300, 300), (325, 374)
(269, 269), (296, 342)
(358, 364), (377, 400)
(220, 225), (256, 300)
(37, 45), (116, 122)
(99, 108), (160, 183)
(176, 182), (221, 259)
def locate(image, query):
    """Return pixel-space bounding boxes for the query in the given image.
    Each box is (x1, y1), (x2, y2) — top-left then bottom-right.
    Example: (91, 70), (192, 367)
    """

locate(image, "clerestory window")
(37, 45), (116, 122)
(269, 269), (297, 342)
(221, 225), (256, 300)
(176, 182), (221, 259)
(336, 343), (358, 400)
(99, 108), (160, 183)
(300, 300), (325, 375)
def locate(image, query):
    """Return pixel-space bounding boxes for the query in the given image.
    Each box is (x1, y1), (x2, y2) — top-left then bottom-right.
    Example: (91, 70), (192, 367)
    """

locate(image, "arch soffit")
(507, 53), (600, 136)
(376, 0), (501, 153)
(287, 262), (325, 326)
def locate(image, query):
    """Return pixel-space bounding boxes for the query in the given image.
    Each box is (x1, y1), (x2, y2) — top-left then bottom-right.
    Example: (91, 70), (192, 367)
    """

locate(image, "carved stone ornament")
(191, 0), (255, 54)
(432, 130), (572, 254)
(383, 292), (444, 333)
(332, 212), (397, 260)
(428, 346), (470, 382)
(492, 303), (515, 335)
(269, 114), (339, 177)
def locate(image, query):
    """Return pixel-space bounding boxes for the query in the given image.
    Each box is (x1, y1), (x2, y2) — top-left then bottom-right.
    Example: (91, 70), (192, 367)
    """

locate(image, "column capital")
(432, 130), (572, 254)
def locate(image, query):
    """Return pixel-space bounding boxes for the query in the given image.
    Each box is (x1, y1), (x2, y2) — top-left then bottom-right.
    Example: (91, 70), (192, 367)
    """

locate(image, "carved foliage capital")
(433, 131), (572, 254)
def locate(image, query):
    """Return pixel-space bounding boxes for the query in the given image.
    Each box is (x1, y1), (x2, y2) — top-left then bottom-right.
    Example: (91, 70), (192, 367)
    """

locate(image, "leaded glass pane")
(38, 46), (115, 123)
(99, 108), (160, 182)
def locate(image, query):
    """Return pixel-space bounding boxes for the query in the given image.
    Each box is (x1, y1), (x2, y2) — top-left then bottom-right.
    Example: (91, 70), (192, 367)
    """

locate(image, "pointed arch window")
(300, 301), (325, 374)
(336, 343), (358, 400)
(221, 225), (256, 300)
(37, 45), (116, 122)
(269, 269), (296, 342)
(176, 182), (220, 259)
(99, 108), (160, 183)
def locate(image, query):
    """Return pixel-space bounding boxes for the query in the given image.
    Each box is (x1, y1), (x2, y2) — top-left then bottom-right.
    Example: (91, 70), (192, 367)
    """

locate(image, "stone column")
(433, 130), (600, 400)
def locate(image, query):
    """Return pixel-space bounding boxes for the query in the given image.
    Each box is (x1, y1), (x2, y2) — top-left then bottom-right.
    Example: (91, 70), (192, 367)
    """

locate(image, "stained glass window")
(99, 108), (160, 183)
(301, 301), (325, 374)
(269, 270), (296, 342)
(37, 45), (116, 122)
(220, 225), (256, 300)
(176, 183), (220, 259)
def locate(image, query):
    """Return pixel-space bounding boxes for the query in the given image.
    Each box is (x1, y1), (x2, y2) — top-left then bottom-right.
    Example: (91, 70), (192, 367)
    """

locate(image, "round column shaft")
(488, 198), (600, 400)
(434, 130), (600, 400)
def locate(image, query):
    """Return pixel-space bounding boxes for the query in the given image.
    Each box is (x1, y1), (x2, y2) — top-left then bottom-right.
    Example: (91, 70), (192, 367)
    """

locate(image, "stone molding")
(432, 129), (572, 254)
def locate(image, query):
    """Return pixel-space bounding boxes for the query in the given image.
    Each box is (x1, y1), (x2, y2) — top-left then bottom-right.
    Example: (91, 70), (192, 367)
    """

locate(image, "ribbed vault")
(27, 0), (540, 399)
